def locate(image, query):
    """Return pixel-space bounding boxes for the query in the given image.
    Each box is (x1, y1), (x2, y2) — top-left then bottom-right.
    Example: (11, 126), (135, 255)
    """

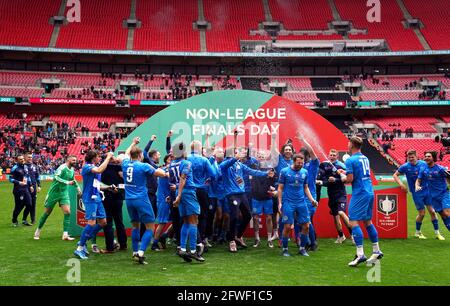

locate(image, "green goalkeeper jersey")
(47, 164), (79, 197)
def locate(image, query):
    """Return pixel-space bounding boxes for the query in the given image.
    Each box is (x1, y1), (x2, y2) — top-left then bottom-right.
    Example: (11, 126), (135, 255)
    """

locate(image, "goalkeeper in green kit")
(34, 156), (81, 241)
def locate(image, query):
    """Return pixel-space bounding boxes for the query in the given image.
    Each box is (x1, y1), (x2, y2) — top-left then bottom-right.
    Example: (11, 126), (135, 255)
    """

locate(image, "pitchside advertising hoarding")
(27, 98), (179, 106)
(68, 90), (407, 238)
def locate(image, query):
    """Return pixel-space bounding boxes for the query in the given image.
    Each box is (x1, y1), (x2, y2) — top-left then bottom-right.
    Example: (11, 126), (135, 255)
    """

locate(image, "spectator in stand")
(382, 142), (391, 153)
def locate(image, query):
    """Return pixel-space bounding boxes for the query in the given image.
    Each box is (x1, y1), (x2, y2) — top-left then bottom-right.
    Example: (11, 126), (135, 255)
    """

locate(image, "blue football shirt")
(418, 164), (449, 198)
(397, 160), (427, 195)
(122, 158), (156, 200)
(345, 152), (374, 197)
(81, 164), (102, 203)
(278, 167), (308, 204)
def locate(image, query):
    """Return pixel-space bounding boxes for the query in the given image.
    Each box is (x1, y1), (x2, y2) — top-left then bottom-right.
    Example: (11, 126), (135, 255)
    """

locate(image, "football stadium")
(0, 0), (449, 290)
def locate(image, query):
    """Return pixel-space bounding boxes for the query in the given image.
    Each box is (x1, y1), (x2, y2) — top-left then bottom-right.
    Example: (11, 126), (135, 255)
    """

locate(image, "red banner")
(29, 98), (117, 105)
(297, 101), (315, 106)
(327, 101), (346, 107)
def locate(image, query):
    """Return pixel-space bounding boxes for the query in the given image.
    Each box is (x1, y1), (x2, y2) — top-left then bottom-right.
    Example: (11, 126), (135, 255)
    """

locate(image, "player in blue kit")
(339, 136), (383, 267)
(393, 150), (443, 240)
(221, 142), (274, 252)
(170, 142), (205, 262)
(295, 132), (320, 251)
(208, 147), (230, 245)
(118, 137), (167, 264)
(74, 150), (114, 260)
(187, 140), (216, 253)
(270, 132), (295, 244)
(151, 154), (173, 251)
(416, 151), (450, 237)
(278, 154), (318, 257)
(241, 148), (259, 220)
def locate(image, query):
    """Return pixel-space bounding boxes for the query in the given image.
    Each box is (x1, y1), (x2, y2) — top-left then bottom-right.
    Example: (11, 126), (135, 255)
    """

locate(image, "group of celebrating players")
(9, 128), (450, 267)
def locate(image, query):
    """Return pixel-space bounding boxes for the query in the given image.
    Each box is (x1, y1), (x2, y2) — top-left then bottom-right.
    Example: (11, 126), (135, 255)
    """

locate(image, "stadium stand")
(0, 87), (44, 98)
(269, 0), (333, 30)
(362, 139), (397, 173)
(283, 91), (319, 102)
(379, 138), (450, 169)
(275, 34), (342, 40)
(0, 0), (59, 47)
(403, 0), (450, 50)
(359, 91), (423, 101)
(56, 0), (130, 50)
(267, 77), (313, 90)
(134, 0), (200, 52)
(362, 117), (439, 133)
(333, 0), (424, 51)
(0, 0), (448, 52)
(203, 0), (267, 52)
(49, 115), (124, 131)
(361, 76), (424, 90)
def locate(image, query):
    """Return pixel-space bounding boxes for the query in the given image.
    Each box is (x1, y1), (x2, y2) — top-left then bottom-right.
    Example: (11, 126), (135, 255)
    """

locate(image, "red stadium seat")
(203, 0), (267, 52)
(134, 0), (200, 52)
(56, 0), (130, 50)
(363, 117), (438, 133)
(334, 0), (424, 51)
(403, 0), (450, 50)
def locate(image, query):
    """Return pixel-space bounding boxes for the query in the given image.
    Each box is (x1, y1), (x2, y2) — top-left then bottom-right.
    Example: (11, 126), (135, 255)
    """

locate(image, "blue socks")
(443, 216), (450, 232)
(79, 224), (93, 247)
(294, 223), (300, 241)
(180, 224), (198, 251)
(309, 223), (316, 246)
(189, 225), (198, 252)
(432, 219), (439, 231)
(366, 224), (379, 243)
(140, 229), (154, 252)
(416, 221), (422, 232)
(131, 228), (140, 252)
(90, 224), (103, 239)
(300, 233), (308, 248)
(180, 223), (189, 250)
(278, 217), (284, 238)
(352, 225), (364, 247)
(282, 236), (289, 249)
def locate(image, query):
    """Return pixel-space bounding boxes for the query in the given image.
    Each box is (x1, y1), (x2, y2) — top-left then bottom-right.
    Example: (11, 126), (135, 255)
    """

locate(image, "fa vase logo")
(378, 195), (397, 216)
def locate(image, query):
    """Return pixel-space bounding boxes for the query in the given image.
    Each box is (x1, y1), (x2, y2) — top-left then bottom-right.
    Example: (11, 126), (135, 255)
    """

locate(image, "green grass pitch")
(0, 181), (449, 286)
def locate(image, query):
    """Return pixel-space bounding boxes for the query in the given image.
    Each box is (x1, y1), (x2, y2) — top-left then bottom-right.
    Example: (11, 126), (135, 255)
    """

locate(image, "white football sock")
(356, 246), (365, 257)
(372, 242), (380, 253)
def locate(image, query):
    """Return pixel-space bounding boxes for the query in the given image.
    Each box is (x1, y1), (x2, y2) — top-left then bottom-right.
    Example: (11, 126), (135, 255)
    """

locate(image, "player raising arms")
(416, 151), (450, 237)
(270, 133), (295, 244)
(222, 133), (274, 252)
(34, 155), (81, 240)
(339, 136), (383, 267)
(151, 154), (173, 251)
(170, 142), (205, 262)
(73, 151), (114, 260)
(393, 150), (443, 240)
(117, 137), (167, 264)
(278, 153), (318, 257)
(296, 132), (320, 251)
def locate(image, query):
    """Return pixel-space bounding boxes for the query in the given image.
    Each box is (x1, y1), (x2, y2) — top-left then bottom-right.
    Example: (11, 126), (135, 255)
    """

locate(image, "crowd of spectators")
(418, 87), (446, 100)
(65, 86), (125, 100)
